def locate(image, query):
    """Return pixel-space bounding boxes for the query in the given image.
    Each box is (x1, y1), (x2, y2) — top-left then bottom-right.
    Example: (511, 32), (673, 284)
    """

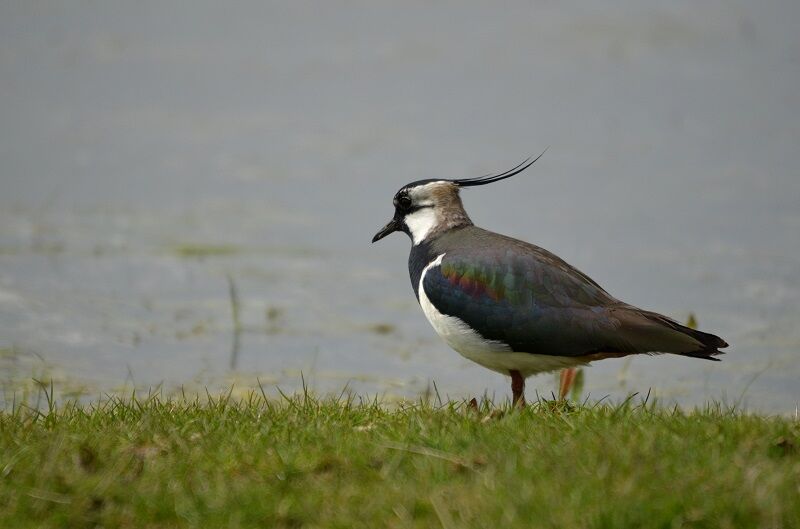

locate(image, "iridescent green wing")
(423, 237), (624, 355)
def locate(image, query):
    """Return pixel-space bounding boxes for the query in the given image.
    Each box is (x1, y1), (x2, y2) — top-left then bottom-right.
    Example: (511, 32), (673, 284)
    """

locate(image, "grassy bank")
(1, 390), (798, 528)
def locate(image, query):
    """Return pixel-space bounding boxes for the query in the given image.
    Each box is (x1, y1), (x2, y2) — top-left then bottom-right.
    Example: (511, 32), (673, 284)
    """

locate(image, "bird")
(371, 153), (728, 405)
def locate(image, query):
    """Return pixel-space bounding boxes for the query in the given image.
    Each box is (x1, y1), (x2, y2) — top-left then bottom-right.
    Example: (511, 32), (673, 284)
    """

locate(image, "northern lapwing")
(372, 154), (728, 405)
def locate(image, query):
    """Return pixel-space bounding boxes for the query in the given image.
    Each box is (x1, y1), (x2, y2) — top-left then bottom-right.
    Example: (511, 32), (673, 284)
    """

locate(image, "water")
(1, 1), (799, 412)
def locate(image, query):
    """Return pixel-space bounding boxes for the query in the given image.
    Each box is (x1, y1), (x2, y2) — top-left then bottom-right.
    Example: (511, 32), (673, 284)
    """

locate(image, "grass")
(1, 389), (799, 529)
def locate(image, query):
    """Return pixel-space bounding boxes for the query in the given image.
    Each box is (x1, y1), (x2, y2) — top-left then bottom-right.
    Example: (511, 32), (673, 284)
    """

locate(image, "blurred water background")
(1, 1), (798, 412)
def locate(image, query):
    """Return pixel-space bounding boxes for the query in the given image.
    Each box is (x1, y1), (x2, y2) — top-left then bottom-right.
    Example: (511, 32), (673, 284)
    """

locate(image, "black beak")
(372, 218), (401, 243)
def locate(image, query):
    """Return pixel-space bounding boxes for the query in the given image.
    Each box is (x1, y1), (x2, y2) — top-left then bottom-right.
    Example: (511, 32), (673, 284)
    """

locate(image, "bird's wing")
(422, 239), (627, 356)
(423, 234), (726, 358)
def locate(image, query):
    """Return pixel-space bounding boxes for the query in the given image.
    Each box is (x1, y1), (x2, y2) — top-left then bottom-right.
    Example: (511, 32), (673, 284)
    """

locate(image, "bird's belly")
(420, 296), (585, 376)
(418, 258), (585, 377)
(458, 349), (588, 378)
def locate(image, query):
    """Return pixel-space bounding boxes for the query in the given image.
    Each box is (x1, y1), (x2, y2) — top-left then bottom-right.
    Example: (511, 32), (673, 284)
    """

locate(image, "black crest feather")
(452, 148), (547, 187)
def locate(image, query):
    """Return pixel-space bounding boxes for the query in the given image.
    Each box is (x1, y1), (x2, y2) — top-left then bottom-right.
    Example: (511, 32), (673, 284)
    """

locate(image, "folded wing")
(423, 232), (727, 359)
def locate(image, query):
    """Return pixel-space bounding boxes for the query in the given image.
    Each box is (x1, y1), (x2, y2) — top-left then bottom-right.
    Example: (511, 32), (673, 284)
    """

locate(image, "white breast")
(417, 253), (588, 377)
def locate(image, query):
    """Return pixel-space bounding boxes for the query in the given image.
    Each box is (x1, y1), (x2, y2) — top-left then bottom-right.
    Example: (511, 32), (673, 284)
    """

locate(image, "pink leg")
(510, 369), (525, 406)
(559, 368), (577, 400)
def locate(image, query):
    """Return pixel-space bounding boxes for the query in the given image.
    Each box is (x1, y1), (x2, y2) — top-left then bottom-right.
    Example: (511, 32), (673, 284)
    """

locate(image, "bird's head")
(372, 152), (545, 246)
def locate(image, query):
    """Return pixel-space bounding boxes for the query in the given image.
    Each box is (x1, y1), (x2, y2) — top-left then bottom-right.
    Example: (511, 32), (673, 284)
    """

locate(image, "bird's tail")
(642, 311), (728, 362)
(616, 308), (728, 361)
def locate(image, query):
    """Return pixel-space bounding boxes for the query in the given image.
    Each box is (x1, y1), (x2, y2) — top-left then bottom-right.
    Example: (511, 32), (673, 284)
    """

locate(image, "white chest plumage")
(418, 253), (511, 356)
(417, 253), (587, 377)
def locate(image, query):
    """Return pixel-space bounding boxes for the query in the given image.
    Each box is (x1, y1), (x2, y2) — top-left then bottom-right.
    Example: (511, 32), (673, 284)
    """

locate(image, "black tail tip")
(682, 348), (726, 362)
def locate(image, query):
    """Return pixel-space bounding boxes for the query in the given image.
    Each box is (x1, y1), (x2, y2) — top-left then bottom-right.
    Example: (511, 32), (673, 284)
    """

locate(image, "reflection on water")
(1, 1), (799, 412)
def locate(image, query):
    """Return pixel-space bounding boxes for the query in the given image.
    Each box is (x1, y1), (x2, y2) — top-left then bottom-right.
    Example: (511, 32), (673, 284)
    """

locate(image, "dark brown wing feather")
(424, 226), (728, 359)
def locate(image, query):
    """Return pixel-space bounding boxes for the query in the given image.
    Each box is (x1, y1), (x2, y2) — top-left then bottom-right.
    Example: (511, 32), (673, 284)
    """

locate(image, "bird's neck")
(408, 240), (436, 301)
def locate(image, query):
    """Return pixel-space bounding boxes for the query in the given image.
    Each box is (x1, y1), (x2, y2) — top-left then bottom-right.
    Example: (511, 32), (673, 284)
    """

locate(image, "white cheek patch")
(404, 207), (438, 245)
(403, 180), (450, 244)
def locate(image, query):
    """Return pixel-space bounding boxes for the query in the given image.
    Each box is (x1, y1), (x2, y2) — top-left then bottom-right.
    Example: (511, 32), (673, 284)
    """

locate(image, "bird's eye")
(398, 196), (412, 209)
